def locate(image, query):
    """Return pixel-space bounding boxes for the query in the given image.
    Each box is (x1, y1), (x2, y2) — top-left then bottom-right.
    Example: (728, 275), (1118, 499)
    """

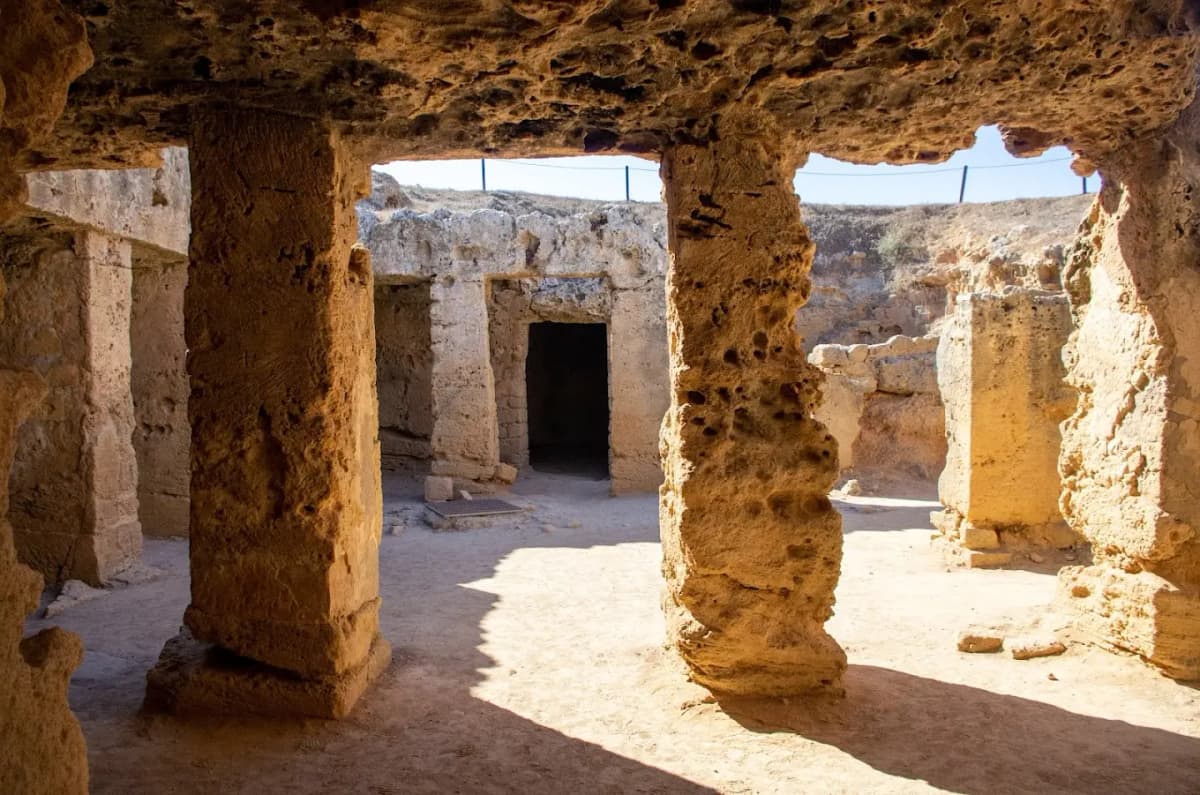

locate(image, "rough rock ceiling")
(29, 0), (1200, 172)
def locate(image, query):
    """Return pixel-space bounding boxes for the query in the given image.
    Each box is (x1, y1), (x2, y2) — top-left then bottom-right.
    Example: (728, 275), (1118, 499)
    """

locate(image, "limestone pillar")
(146, 107), (390, 718)
(659, 125), (845, 696)
(932, 290), (1078, 567)
(130, 253), (190, 537)
(1, 229), (142, 585)
(608, 285), (669, 494)
(428, 275), (502, 486)
(1057, 101), (1200, 680)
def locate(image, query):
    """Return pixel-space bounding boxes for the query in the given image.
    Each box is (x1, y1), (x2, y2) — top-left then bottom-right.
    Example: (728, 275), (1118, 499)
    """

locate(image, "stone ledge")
(144, 629), (392, 719)
(1057, 565), (1200, 681)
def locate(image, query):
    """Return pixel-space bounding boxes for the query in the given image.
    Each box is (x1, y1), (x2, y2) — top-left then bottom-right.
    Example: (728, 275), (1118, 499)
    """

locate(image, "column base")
(665, 592), (847, 698)
(931, 510), (1082, 568)
(144, 629), (392, 719)
(1058, 565), (1200, 681)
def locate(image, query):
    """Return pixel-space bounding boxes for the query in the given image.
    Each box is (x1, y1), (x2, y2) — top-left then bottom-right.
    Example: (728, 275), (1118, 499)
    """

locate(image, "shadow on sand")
(716, 664), (1200, 794)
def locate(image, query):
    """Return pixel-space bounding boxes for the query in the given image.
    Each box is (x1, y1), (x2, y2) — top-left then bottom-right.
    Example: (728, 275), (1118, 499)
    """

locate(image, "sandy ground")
(28, 471), (1200, 794)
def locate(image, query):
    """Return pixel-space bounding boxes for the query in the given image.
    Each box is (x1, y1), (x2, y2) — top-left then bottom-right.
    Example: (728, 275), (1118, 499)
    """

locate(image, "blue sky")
(377, 125), (1093, 206)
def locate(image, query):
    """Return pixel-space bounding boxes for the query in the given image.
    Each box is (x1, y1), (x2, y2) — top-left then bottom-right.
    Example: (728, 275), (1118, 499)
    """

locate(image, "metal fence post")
(625, 165), (631, 202)
(958, 165), (969, 203)
(481, 158), (487, 192)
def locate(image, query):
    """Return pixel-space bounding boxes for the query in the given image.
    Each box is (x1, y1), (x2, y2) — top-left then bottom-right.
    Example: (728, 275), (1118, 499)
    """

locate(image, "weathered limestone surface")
(0, 4), (91, 785)
(1057, 101), (1200, 680)
(429, 275), (503, 485)
(146, 107), (390, 717)
(28, 3), (1200, 177)
(797, 197), (1088, 350)
(933, 289), (1078, 562)
(660, 123), (844, 696)
(489, 277), (611, 470)
(25, 147), (190, 257)
(0, 0), (91, 220)
(0, 368), (87, 793)
(375, 280), (433, 471)
(809, 334), (944, 485)
(130, 252), (189, 536)
(609, 285), (670, 493)
(0, 228), (142, 584)
(363, 176), (669, 493)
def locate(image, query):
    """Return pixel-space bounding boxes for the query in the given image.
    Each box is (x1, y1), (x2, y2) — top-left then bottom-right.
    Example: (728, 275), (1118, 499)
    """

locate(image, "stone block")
(960, 523), (1001, 550)
(424, 475), (454, 502)
(146, 629), (393, 719)
(935, 288), (1077, 555)
(493, 463), (518, 484)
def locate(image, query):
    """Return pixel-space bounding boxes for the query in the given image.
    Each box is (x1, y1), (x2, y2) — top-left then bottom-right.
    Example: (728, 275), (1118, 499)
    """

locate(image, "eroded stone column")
(932, 289), (1078, 567)
(428, 275), (503, 490)
(659, 125), (845, 696)
(1, 229), (142, 584)
(1057, 102), (1200, 680)
(146, 107), (389, 717)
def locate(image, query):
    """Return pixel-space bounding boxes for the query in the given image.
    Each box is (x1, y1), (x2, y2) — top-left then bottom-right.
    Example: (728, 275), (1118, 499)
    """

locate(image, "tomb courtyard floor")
(30, 472), (1200, 794)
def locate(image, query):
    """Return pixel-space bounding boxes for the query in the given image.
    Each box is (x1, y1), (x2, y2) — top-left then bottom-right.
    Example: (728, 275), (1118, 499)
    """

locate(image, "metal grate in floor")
(425, 499), (523, 518)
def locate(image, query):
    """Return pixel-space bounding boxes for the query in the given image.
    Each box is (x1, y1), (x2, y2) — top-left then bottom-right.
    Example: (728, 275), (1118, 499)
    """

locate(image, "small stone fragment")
(494, 463), (518, 484)
(541, 524), (555, 533)
(424, 475), (454, 502)
(841, 479), (862, 496)
(960, 524), (1001, 550)
(957, 631), (1004, 653)
(1010, 635), (1067, 660)
(1028, 552), (1046, 564)
(458, 489), (474, 501)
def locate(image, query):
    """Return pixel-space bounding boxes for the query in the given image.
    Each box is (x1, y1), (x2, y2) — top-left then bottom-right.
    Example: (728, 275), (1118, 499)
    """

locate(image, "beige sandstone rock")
(0, 228), (143, 584)
(145, 107), (390, 717)
(659, 119), (844, 696)
(24, 4), (1200, 180)
(957, 632), (1003, 654)
(934, 289), (1079, 561)
(1056, 99), (1200, 681)
(0, 368), (87, 793)
(810, 335), (945, 484)
(1009, 636), (1067, 661)
(424, 476), (455, 503)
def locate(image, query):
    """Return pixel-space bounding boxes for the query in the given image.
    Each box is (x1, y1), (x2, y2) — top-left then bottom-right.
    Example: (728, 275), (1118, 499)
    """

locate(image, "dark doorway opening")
(526, 322), (609, 478)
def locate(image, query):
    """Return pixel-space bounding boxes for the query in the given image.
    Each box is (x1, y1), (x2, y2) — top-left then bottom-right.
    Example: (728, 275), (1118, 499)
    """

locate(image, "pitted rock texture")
(0, 0), (91, 220)
(24, 2), (1200, 175)
(796, 195), (1090, 349)
(0, 367), (88, 794)
(660, 120), (844, 696)
(1056, 99), (1200, 680)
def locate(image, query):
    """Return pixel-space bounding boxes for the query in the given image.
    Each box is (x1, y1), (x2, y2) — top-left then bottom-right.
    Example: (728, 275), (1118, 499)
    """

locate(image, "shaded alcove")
(526, 322), (609, 478)
(374, 279), (434, 473)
